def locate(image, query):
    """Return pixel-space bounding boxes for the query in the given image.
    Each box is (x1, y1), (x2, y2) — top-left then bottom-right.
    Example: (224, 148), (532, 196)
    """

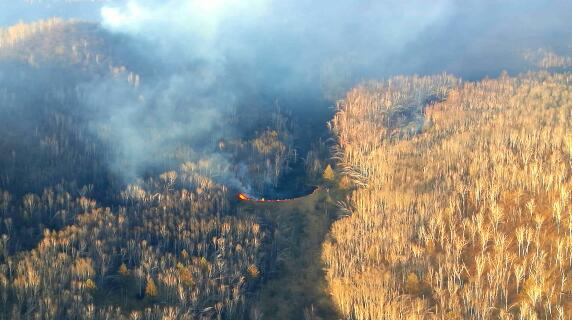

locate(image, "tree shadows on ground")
(238, 188), (342, 320)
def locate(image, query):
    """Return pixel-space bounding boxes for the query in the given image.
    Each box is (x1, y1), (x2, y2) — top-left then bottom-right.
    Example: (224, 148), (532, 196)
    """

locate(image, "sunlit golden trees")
(145, 277), (158, 298)
(326, 71), (572, 319)
(323, 164), (335, 182)
(0, 166), (268, 319)
(0, 18), (66, 48)
(0, 17), (300, 319)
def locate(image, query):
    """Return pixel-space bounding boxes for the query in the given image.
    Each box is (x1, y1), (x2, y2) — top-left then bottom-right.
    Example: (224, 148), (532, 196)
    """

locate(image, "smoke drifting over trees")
(98, 0), (572, 90)
(1, 0), (571, 184)
(1, 0), (572, 319)
(71, 0), (572, 181)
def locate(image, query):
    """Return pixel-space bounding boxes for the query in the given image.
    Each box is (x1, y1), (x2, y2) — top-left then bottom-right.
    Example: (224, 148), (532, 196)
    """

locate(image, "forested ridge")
(0, 19), (316, 320)
(2, 6), (572, 319)
(327, 71), (572, 319)
(0, 18), (140, 78)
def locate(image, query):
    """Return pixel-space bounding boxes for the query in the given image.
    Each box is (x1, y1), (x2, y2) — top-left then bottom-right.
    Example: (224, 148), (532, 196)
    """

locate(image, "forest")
(1, 1), (572, 319)
(326, 72), (572, 319)
(0, 18), (330, 319)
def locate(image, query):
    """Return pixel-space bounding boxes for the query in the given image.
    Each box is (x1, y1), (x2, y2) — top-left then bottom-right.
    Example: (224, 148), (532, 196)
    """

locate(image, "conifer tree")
(323, 164), (335, 181)
(145, 277), (158, 298)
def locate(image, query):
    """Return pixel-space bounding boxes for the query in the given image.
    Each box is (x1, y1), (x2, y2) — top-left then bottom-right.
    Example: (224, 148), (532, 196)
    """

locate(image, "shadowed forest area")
(1, 1), (572, 319)
(0, 18), (337, 319)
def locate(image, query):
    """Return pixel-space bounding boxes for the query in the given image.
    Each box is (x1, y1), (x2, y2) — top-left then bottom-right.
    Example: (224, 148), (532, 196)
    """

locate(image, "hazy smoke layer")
(2, 0), (571, 189)
(99, 0), (449, 101)
(79, 72), (236, 181)
(100, 0), (572, 97)
(91, 0), (572, 184)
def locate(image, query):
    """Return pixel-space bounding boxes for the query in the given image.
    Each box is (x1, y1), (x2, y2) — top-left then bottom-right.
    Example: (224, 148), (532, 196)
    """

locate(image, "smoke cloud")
(2, 0), (571, 191)
(99, 0), (572, 94)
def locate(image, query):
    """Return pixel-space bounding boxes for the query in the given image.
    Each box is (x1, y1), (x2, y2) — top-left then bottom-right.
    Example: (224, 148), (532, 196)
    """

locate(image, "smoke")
(90, 0), (572, 185)
(2, 0), (571, 191)
(77, 65), (238, 183)
(98, 0), (572, 95)
(142, 0), (449, 92)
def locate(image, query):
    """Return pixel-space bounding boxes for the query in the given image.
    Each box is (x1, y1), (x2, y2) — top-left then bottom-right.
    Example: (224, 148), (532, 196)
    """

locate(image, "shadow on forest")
(237, 187), (343, 320)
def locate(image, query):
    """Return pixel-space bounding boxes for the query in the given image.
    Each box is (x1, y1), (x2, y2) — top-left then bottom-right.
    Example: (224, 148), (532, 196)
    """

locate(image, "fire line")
(236, 187), (318, 203)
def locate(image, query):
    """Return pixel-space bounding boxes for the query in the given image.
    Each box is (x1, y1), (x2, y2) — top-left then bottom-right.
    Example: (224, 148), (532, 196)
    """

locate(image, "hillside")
(0, 18), (141, 79)
(327, 71), (572, 319)
(0, 19), (321, 320)
(2, 3), (572, 319)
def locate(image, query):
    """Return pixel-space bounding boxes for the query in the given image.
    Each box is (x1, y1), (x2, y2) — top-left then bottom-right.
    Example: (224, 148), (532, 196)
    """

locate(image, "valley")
(1, 2), (572, 319)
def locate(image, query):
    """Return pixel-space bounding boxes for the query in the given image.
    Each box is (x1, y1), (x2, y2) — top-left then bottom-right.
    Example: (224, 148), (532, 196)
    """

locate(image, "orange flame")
(237, 193), (249, 201)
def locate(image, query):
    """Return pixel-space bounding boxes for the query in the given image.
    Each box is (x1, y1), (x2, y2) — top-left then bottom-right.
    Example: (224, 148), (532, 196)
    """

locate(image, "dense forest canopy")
(0, 1), (572, 319)
(0, 15), (302, 319)
(327, 72), (572, 319)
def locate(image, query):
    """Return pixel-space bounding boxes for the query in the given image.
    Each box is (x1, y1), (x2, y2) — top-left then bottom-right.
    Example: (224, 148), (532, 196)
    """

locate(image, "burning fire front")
(236, 186), (318, 203)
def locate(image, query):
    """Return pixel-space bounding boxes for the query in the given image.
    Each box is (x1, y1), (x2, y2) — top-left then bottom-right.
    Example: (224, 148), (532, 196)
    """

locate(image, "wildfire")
(237, 193), (250, 201)
(236, 187), (318, 203)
